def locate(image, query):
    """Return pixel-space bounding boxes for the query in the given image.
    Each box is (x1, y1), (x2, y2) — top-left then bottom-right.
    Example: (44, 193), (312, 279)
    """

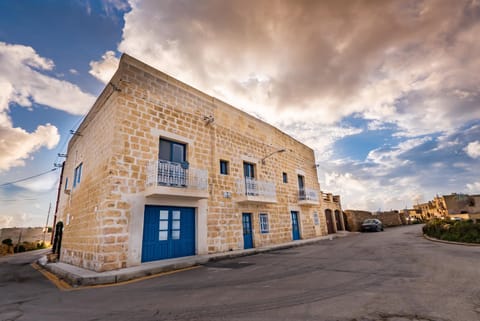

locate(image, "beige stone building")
(414, 193), (480, 221)
(55, 54), (332, 272)
(319, 192), (345, 233)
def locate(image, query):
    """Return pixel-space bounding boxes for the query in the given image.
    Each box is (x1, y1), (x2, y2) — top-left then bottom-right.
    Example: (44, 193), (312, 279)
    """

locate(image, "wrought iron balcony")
(145, 160), (208, 199)
(298, 187), (319, 205)
(236, 177), (277, 204)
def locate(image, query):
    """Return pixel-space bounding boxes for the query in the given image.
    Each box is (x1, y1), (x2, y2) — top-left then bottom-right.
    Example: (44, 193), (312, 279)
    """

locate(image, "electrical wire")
(0, 168), (57, 187)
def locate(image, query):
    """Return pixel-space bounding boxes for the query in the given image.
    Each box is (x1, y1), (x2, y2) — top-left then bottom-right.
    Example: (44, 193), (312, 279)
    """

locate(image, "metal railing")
(298, 187), (319, 202)
(147, 160), (208, 190)
(237, 177), (276, 198)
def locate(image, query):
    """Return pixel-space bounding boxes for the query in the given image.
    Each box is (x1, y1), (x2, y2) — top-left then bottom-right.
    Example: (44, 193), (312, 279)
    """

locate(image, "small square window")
(282, 172), (288, 183)
(259, 213), (269, 233)
(220, 160), (229, 175)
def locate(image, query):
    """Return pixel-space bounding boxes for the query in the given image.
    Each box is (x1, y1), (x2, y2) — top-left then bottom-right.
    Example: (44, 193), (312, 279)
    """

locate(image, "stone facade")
(343, 210), (404, 232)
(414, 193), (480, 221)
(55, 54), (329, 272)
(319, 192), (345, 233)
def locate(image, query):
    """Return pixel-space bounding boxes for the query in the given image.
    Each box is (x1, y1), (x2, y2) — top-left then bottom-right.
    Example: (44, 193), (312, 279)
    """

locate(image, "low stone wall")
(344, 210), (404, 232)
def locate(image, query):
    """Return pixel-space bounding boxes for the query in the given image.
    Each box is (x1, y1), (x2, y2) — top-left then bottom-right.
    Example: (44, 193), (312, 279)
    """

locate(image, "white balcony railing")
(298, 187), (319, 202)
(237, 177), (276, 199)
(147, 160), (208, 190)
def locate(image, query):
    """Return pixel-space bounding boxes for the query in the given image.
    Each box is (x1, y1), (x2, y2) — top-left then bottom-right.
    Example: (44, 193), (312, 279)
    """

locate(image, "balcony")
(236, 177), (277, 204)
(298, 188), (319, 205)
(145, 160), (208, 199)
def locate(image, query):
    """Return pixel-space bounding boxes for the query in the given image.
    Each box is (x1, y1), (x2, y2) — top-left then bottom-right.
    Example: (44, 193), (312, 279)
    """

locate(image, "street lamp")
(261, 148), (286, 164)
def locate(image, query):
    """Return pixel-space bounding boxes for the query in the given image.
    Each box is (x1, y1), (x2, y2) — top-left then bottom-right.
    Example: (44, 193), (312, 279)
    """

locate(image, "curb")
(423, 234), (480, 247)
(40, 232), (353, 287)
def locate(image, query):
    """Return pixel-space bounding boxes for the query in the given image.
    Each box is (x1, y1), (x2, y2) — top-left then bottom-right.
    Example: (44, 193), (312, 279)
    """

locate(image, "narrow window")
(73, 163), (83, 188)
(298, 174), (305, 199)
(259, 213), (269, 233)
(64, 177), (69, 191)
(243, 162), (255, 178)
(282, 172), (288, 183)
(220, 160), (229, 175)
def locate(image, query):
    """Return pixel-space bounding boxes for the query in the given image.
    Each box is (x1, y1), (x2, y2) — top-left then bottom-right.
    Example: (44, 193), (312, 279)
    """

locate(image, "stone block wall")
(344, 210), (404, 232)
(56, 54), (325, 272)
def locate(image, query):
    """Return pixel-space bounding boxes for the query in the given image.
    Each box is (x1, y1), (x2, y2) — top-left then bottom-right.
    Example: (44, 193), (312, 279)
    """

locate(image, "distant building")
(414, 193), (480, 221)
(320, 192), (345, 233)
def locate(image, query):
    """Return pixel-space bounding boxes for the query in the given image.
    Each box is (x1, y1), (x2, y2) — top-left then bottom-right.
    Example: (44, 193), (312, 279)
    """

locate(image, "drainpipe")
(51, 161), (65, 245)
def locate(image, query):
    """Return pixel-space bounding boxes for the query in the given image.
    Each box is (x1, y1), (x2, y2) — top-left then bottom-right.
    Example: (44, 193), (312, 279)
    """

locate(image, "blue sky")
(1, 0), (480, 227)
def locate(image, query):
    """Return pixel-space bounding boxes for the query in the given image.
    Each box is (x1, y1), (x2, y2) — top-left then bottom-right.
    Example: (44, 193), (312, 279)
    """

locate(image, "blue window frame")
(64, 177), (69, 190)
(243, 162), (255, 178)
(159, 138), (186, 163)
(73, 163), (83, 188)
(220, 160), (229, 175)
(259, 213), (269, 233)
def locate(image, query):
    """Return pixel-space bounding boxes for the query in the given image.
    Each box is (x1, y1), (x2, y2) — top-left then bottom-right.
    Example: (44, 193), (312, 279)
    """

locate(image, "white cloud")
(118, 0), (480, 136)
(0, 42), (95, 115)
(323, 171), (423, 211)
(0, 124), (59, 172)
(0, 42), (95, 173)
(464, 141), (480, 158)
(69, 68), (79, 75)
(89, 50), (119, 84)
(13, 169), (59, 192)
(0, 212), (37, 228)
(466, 181), (480, 193)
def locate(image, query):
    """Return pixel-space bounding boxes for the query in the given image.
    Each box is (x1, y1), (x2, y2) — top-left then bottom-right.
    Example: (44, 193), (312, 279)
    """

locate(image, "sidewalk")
(39, 231), (354, 287)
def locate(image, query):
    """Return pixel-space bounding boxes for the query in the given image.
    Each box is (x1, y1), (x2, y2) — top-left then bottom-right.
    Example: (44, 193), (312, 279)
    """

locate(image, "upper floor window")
(73, 163), (83, 188)
(243, 162), (255, 178)
(159, 138), (186, 163)
(297, 175), (305, 190)
(282, 172), (288, 183)
(64, 177), (69, 191)
(220, 160), (229, 175)
(259, 213), (269, 233)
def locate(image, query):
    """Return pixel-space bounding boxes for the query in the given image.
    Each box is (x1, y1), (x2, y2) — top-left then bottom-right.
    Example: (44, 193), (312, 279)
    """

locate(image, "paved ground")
(1, 225), (479, 321)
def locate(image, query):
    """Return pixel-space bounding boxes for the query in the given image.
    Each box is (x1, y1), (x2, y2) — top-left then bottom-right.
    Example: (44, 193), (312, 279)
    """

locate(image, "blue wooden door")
(142, 206), (195, 262)
(242, 213), (253, 249)
(291, 211), (300, 240)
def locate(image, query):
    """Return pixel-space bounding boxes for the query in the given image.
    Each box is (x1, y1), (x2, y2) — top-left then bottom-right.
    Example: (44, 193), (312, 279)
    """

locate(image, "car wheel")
(376, 226), (381, 232)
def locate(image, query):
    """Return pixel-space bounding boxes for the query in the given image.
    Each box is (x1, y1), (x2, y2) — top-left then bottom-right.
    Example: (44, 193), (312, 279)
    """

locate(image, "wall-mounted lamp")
(261, 148), (286, 164)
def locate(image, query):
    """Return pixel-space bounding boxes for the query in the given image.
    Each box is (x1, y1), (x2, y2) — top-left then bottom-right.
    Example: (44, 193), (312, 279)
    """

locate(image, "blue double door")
(142, 206), (195, 262)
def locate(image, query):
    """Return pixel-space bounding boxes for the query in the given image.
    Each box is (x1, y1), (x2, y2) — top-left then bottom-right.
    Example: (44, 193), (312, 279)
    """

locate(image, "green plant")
(2, 238), (13, 246)
(423, 219), (480, 243)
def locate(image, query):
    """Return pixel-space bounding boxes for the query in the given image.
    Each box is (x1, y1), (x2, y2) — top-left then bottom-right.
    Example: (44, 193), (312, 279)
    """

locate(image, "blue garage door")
(142, 206), (195, 262)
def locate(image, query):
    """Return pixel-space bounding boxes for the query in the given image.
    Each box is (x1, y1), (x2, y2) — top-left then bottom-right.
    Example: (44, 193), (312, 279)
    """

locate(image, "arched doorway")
(324, 209), (335, 234)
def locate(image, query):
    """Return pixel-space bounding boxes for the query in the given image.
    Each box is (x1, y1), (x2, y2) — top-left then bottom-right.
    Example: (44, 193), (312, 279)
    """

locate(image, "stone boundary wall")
(344, 210), (404, 232)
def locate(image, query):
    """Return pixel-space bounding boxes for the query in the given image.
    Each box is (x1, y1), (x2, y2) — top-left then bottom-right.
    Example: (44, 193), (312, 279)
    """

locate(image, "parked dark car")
(361, 219), (384, 232)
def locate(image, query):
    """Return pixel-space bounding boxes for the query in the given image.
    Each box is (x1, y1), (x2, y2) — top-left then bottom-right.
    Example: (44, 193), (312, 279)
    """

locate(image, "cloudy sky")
(1, 0), (479, 227)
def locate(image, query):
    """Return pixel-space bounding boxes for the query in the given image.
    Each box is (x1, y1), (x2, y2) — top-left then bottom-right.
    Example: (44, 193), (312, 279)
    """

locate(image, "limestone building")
(319, 192), (345, 233)
(414, 193), (480, 221)
(55, 54), (330, 272)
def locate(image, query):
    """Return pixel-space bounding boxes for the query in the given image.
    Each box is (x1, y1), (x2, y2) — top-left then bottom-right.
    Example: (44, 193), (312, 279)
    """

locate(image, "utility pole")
(43, 202), (51, 245)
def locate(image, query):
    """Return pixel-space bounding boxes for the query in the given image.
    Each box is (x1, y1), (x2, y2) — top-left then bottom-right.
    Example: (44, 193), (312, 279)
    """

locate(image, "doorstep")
(39, 231), (353, 287)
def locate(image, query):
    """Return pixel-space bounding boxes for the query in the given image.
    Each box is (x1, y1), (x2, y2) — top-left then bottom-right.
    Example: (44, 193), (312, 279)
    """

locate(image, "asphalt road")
(1, 225), (479, 321)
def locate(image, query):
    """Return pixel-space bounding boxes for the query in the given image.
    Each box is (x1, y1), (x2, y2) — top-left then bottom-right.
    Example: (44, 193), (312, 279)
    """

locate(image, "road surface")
(1, 225), (479, 321)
